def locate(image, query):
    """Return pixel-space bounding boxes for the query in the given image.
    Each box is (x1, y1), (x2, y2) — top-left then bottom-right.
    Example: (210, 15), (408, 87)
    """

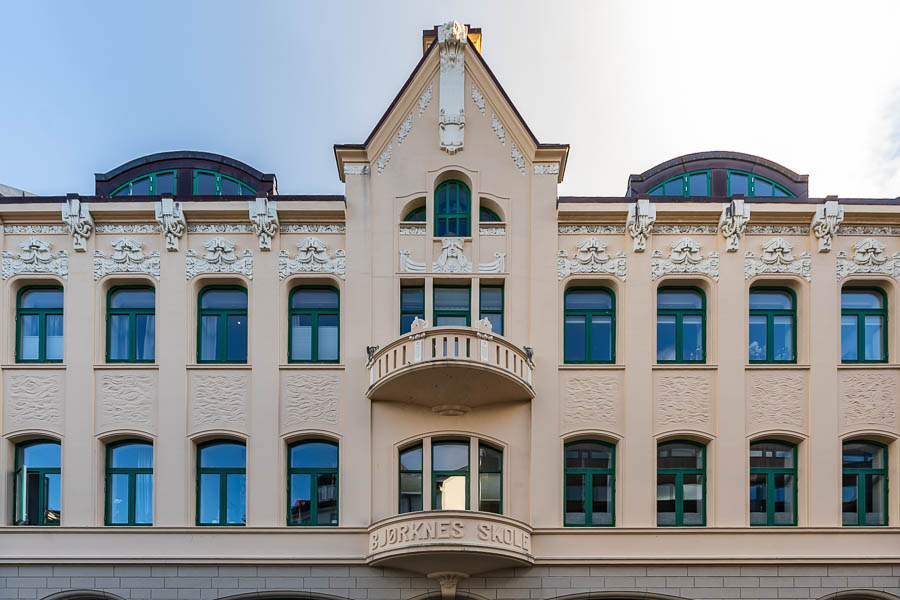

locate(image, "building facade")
(2, 21), (900, 600)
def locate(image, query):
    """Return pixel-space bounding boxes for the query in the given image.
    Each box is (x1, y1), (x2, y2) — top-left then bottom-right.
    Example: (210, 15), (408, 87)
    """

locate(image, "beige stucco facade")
(1, 21), (899, 600)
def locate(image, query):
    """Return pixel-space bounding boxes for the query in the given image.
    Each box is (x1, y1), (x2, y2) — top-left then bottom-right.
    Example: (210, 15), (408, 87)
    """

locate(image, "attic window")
(649, 171), (709, 197)
(728, 171), (793, 197)
(112, 171), (176, 196)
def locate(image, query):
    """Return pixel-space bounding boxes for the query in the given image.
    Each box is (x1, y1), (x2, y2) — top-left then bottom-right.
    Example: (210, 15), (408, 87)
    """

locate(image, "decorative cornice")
(417, 84), (433, 116)
(343, 164), (370, 176)
(471, 85), (486, 114)
(397, 113), (413, 144)
(533, 164), (559, 175)
(510, 143), (526, 175)
(61, 197), (93, 252)
(95, 224), (160, 234)
(377, 144), (393, 174)
(651, 237), (719, 281)
(557, 237), (627, 282)
(719, 199), (750, 252)
(838, 226), (900, 236)
(836, 237), (900, 280)
(185, 237), (253, 280)
(155, 198), (186, 251)
(280, 224), (346, 233)
(491, 114), (506, 145)
(399, 225), (426, 236)
(744, 237), (811, 282)
(3, 225), (66, 234)
(654, 224), (717, 235)
(479, 226), (506, 236)
(2, 237), (68, 280)
(278, 236), (346, 280)
(559, 224), (625, 235)
(812, 200), (844, 252)
(746, 225), (810, 235)
(248, 197), (279, 250)
(93, 237), (161, 281)
(627, 199), (656, 252)
(186, 224), (252, 233)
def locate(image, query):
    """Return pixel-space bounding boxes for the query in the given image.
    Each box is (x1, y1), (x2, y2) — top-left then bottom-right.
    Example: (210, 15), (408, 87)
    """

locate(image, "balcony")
(366, 320), (534, 411)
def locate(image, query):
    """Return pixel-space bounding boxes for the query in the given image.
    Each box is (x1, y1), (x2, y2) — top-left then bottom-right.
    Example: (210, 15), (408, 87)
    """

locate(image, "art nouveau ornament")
(744, 237), (811, 281)
(557, 237), (627, 281)
(399, 250), (427, 273)
(278, 236), (346, 280)
(478, 252), (506, 273)
(471, 85), (486, 114)
(1, 237), (68, 280)
(343, 164), (370, 176)
(248, 197), (279, 250)
(93, 237), (161, 281)
(626, 199), (656, 252)
(719, 199), (750, 252)
(812, 200), (844, 252)
(61, 197), (93, 251)
(154, 197), (186, 251)
(433, 237), (472, 273)
(438, 21), (467, 154)
(836, 237), (900, 280)
(185, 237), (253, 280)
(651, 237), (719, 281)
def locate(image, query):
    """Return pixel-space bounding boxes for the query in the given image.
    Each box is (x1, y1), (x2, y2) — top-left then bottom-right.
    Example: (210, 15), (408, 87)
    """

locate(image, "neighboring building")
(0, 184), (35, 197)
(3, 21), (900, 600)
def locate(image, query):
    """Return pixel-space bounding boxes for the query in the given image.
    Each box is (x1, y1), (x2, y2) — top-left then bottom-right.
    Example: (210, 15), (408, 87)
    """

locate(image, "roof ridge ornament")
(438, 21), (467, 154)
(627, 199), (656, 252)
(812, 199), (844, 252)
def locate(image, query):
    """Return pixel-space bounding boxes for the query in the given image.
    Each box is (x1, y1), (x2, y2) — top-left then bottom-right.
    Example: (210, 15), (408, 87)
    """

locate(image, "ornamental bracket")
(61, 195), (93, 252)
(154, 195), (186, 251)
(719, 199), (750, 252)
(626, 199), (656, 252)
(249, 197), (279, 250)
(812, 199), (844, 253)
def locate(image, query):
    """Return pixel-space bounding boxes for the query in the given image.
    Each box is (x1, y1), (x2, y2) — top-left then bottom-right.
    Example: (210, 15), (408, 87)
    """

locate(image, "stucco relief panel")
(559, 371), (623, 434)
(189, 372), (249, 433)
(95, 372), (158, 434)
(746, 371), (808, 434)
(654, 371), (715, 434)
(4, 371), (65, 434)
(280, 372), (341, 432)
(839, 370), (899, 433)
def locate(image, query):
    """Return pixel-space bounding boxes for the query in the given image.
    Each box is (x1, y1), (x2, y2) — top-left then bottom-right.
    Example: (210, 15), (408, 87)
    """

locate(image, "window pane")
(657, 314), (676, 361)
(292, 288), (339, 310)
(226, 315), (247, 361)
(220, 178), (240, 195)
(437, 219), (448, 237)
(400, 314), (420, 334)
(657, 473), (677, 525)
(730, 173), (749, 196)
(109, 314), (130, 360)
(773, 315), (793, 361)
(44, 473), (60, 524)
(565, 442), (611, 469)
(864, 315), (883, 360)
(657, 443), (702, 469)
(591, 474), (612, 525)
(842, 473), (858, 525)
(688, 173), (707, 196)
(23, 443), (61, 468)
(226, 474), (246, 525)
(682, 473), (704, 525)
(434, 287), (470, 311)
(564, 473), (586, 525)
(774, 187), (788, 197)
(399, 473), (423, 513)
(865, 474), (886, 525)
(200, 315), (219, 361)
(479, 473), (501, 513)
(111, 443), (153, 468)
(318, 314), (339, 361)
(748, 314), (767, 361)
(135, 315), (155, 360)
(45, 315), (64, 361)
(401, 287), (425, 311)
(480, 287), (503, 311)
(199, 473), (221, 524)
(841, 315), (858, 361)
(590, 315), (612, 362)
(316, 472), (338, 525)
(291, 314), (312, 361)
(564, 315), (586, 362)
(750, 290), (792, 310)
(289, 473), (311, 525)
(433, 442), (469, 471)
(841, 290), (883, 309)
(200, 443), (245, 468)
(109, 473), (130, 524)
(400, 446), (423, 471)
(772, 473), (794, 524)
(22, 289), (63, 309)
(843, 442), (883, 469)
(131, 177), (150, 195)
(658, 289), (702, 309)
(435, 315), (467, 326)
(25, 471), (40, 524)
(565, 289), (612, 310)
(201, 289), (246, 309)
(111, 289), (155, 309)
(196, 172), (216, 194)
(755, 180), (773, 196)
(750, 443), (794, 468)
(664, 178), (683, 196)
(749, 472), (768, 525)
(434, 474), (467, 509)
(291, 442), (338, 469)
(135, 473), (153, 525)
(479, 446), (502, 471)
(19, 314), (40, 360)
(681, 315), (703, 361)
(483, 313), (503, 334)
(155, 172), (174, 195)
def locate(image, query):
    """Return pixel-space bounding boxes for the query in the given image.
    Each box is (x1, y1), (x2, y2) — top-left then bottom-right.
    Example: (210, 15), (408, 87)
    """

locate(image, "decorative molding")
(2, 237), (68, 280)
(399, 249), (427, 273)
(748, 372), (806, 431)
(343, 164), (370, 176)
(656, 373), (713, 428)
(838, 225), (900, 236)
(744, 237), (811, 282)
(491, 114), (506, 145)
(185, 237), (253, 280)
(399, 225), (427, 236)
(533, 164), (559, 175)
(95, 224), (160, 234)
(438, 21), (466, 154)
(840, 371), (898, 430)
(186, 223), (253, 233)
(93, 237), (161, 281)
(4, 373), (64, 432)
(651, 237), (719, 281)
(626, 199), (656, 251)
(471, 84), (486, 114)
(811, 200), (844, 252)
(479, 226), (506, 236)
(397, 113), (413, 144)
(559, 224), (625, 235)
(478, 252), (506, 273)
(280, 224), (346, 233)
(563, 376), (619, 429)
(719, 199), (750, 252)
(61, 197), (93, 251)
(433, 237), (472, 273)
(377, 143), (393, 174)
(248, 197), (279, 250)
(417, 84), (433, 116)
(153, 197), (186, 252)
(557, 237), (627, 281)
(282, 373), (339, 428)
(3, 224), (66, 234)
(97, 374), (156, 433)
(190, 374), (248, 432)
(510, 143), (526, 175)
(836, 237), (900, 280)
(278, 236), (346, 280)
(746, 224), (810, 235)
(654, 224), (718, 235)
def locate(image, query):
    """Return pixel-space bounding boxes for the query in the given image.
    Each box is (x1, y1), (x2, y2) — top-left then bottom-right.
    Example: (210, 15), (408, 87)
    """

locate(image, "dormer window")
(648, 171), (709, 197)
(728, 171), (792, 197)
(112, 171), (176, 196)
(194, 170), (256, 196)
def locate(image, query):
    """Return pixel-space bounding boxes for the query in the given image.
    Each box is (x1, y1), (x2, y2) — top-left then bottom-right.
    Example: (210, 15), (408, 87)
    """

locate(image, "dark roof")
(96, 150), (270, 182)
(558, 196), (900, 206)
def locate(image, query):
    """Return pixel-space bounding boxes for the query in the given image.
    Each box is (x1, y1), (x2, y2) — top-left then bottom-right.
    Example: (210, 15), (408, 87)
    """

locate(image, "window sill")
(94, 363), (159, 370)
(745, 364), (810, 370)
(279, 363), (345, 370)
(1, 363), (66, 370)
(558, 364), (624, 370)
(652, 364), (718, 370)
(836, 363), (899, 370)
(186, 364), (253, 370)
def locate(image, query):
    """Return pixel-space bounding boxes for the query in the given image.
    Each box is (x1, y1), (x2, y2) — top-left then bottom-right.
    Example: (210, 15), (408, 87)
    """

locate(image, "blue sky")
(1, 0), (899, 198)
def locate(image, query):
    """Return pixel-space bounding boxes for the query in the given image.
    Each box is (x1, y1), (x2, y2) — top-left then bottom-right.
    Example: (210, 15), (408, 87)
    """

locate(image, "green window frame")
(16, 286), (64, 363)
(111, 170), (177, 196)
(657, 441), (706, 527)
(196, 441), (246, 526)
(727, 170), (794, 197)
(564, 440), (615, 527)
(479, 285), (504, 335)
(841, 287), (888, 363)
(656, 286), (706, 363)
(434, 285), (471, 326)
(106, 286), (155, 363)
(193, 169), (257, 196)
(564, 287), (615, 364)
(749, 440), (797, 526)
(14, 439), (61, 526)
(287, 440), (339, 526)
(432, 440), (470, 510)
(197, 286), (248, 364)
(399, 444), (423, 514)
(748, 287), (797, 364)
(479, 206), (502, 222)
(842, 441), (888, 526)
(105, 441), (153, 526)
(401, 286), (425, 334)
(478, 443), (502, 514)
(403, 206), (426, 222)
(648, 170), (710, 197)
(435, 180), (471, 237)
(288, 286), (340, 363)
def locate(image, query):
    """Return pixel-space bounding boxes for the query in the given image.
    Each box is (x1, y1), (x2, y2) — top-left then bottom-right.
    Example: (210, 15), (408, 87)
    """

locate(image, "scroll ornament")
(154, 197), (186, 251)
(627, 199), (656, 252)
(248, 197), (279, 250)
(744, 237), (811, 281)
(812, 200), (844, 252)
(185, 237), (253, 280)
(836, 237), (900, 280)
(719, 199), (750, 252)
(2, 237), (68, 280)
(278, 236), (346, 280)
(61, 197), (93, 252)
(557, 237), (627, 281)
(93, 237), (161, 281)
(651, 237), (719, 281)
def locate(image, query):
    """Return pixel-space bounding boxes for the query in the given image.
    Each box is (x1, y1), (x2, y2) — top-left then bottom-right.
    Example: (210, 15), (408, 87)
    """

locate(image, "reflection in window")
(17, 287), (64, 363)
(197, 441), (246, 525)
(108, 287), (155, 362)
(435, 180), (471, 237)
(728, 171), (793, 197)
(401, 286), (425, 334)
(106, 441), (153, 526)
(478, 444), (502, 514)
(564, 288), (614, 363)
(289, 287), (339, 363)
(657, 442), (705, 526)
(288, 440), (338, 526)
(564, 441), (614, 526)
(479, 286), (504, 335)
(111, 171), (176, 196)
(749, 289), (795, 363)
(648, 171), (710, 197)
(402, 206), (426, 222)
(842, 441), (887, 526)
(193, 170), (256, 196)
(399, 445), (423, 513)
(14, 440), (61, 526)
(433, 441), (469, 510)
(749, 441), (796, 526)
(479, 206), (502, 222)
(198, 287), (247, 363)
(434, 286), (470, 326)
(657, 288), (705, 363)
(841, 288), (886, 362)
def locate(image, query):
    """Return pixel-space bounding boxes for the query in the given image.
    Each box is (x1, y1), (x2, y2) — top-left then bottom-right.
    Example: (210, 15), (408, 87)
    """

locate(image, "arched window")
(842, 441), (887, 526)
(402, 206), (426, 222)
(749, 441), (796, 526)
(106, 441), (153, 526)
(193, 170), (256, 196)
(657, 287), (705, 363)
(288, 440), (338, 526)
(111, 170), (176, 196)
(17, 286), (64, 363)
(434, 180), (470, 237)
(399, 444), (423, 513)
(749, 288), (796, 363)
(197, 287), (247, 363)
(564, 440), (614, 526)
(107, 287), (155, 363)
(479, 206), (502, 222)
(728, 170), (793, 197)
(432, 441), (469, 510)
(841, 288), (887, 362)
(289, 287), (339, 363)
(564, 288), (614, 363)
(197, 441), (246, 526)
(14, 440), (61, 526)
(657, 441), (705, 526)
(648, 171), (710, 197)
(478, 443), (502, 514)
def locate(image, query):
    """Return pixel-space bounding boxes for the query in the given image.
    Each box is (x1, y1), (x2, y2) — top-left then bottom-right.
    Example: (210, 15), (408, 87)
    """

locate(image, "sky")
(1, 0), (899, 199)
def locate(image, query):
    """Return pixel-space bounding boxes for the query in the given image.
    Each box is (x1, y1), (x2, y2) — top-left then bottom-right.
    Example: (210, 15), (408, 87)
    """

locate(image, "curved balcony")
(366, 321), (534, 410)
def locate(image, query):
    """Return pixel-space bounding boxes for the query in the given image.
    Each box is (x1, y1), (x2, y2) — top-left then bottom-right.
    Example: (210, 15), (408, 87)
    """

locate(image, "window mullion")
(857, 473), (866, 526)
(220, 471), (228, 525)
(128, 470), (137, 525)
(675, 312), (683, 362)
(39, 311), (46, 362)
(309, 469), (318, 525)
(675, 472), (684, 526)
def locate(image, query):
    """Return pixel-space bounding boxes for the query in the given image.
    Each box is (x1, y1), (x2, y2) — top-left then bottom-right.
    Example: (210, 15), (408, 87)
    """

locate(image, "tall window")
(197, 287), (247, 363)
(479, 285), (504, 334)
(564, 440), (614, 526)
(648, 171), (710, 197)
(401, 286), (425, 333)
(434, 286), (470, 326)
(728, 171), (793, 197)
(842, 441), (887, 526)
(749, 441), (797, 526)
(107, 287), (155, 362)
(17, 287), (64, 363)
(478, 444), (502, 514)
(657, 287), (705, 363)
(435, 180), (470, 237)
(111, 170), (176, 196)
(288, 440), (338, 526)
(432, 441), (469, 510)
(841, 288), (887, 363)
(197, 441), (246, 526)
(564, 288), (614, 363)
(657, 442), (705, 526)
(399, 444), (423, 513)
(106, 441), (153, 526)
(289, 287), (339, 363)
(14, 440), (61, 526)
(749, 288), (796, 363)
(193, 170), (256, 196)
